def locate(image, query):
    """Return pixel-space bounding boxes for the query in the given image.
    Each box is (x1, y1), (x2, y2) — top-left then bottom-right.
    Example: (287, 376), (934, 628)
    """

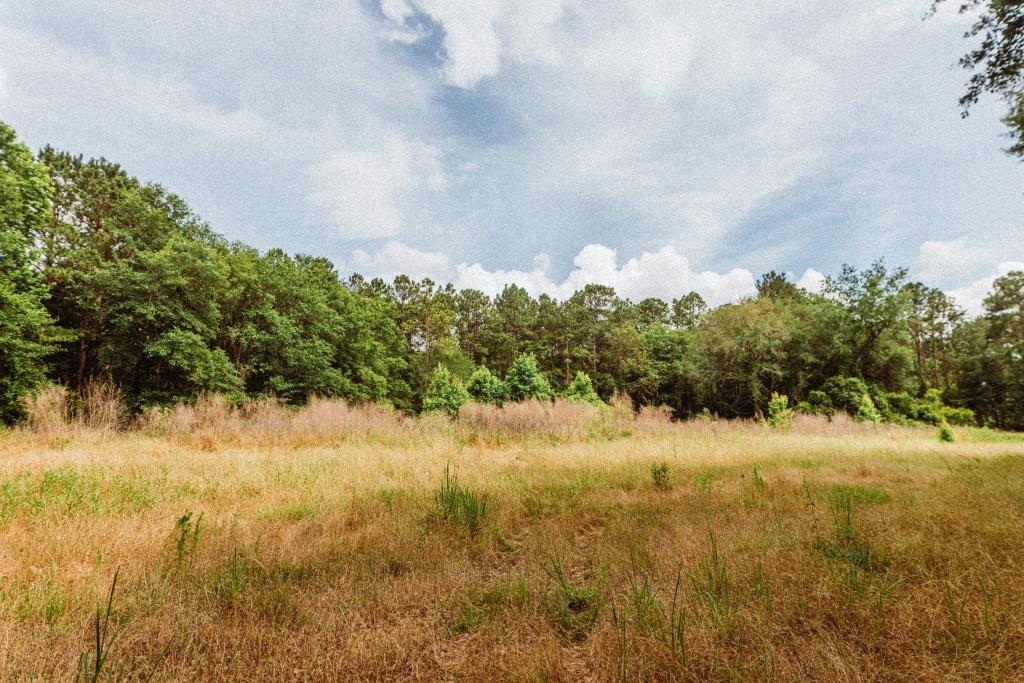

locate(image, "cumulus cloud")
(915, 237), (997, 285)
(796, 268), (826, 294)
(353, 241), (757, 306)
(3, 0), (1023, 293)
(383, 0), (563, 89)
(947, 261), (1024, 317)
(307, 134), (448, 239)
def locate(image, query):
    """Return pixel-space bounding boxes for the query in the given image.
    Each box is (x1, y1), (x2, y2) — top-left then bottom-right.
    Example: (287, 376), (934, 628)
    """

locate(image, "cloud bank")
(1, 1), (1021, 304)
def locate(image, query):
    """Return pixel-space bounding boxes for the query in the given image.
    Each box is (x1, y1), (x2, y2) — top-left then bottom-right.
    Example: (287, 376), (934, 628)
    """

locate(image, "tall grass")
(435, 464), (489, 537)
(458, 398), (600, 443)
(21, 385), (71, 436)
(1, 412), (1023, 680)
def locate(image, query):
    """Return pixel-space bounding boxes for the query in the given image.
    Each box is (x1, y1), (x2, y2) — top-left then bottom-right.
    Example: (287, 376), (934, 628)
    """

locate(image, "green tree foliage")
(422, 365), (470, 416)
(466, 366), (507, 405)
(670, 292), (707, 329)
(564, 371), (603, 406)
(906, 283), (963, 394)
(36, 147), (237, 406)
(952, 271), (1024, 429)
(934, 0), (1024, 156)
(824, 260), (912, 388)
(766, 392), (793, 429)
(0, 124), (60, 421)
(504, 353), (552, 402)
(1, 123), (1022, 431)
(756, 271), (800, 300)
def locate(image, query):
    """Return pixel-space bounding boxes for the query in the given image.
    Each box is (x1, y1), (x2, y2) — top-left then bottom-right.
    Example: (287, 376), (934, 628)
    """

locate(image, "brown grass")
(1, 411), (1023, 681)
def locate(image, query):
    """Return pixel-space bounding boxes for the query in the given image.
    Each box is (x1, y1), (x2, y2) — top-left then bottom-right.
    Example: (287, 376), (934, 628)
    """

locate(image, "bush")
(504, 353), (552, 402)
(564, 371), (603, 406)
(806, 390), (834, 417)
(422, 365), (470, 417)
(855, 392), (881, 424)
(466, 366), (507, 405)
(867, 386), (894, 421)
(767, 392), (793, 430)
(823, 376), (870, 416)
(883, 390), (976, 427)
(940, 405), (976, 427)
(938, 425), (955, 443)
(650, 462), (671, 489)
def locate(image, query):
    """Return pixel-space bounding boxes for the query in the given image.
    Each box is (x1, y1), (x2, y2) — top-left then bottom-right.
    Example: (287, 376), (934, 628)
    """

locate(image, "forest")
(2, 121), (1023, 430)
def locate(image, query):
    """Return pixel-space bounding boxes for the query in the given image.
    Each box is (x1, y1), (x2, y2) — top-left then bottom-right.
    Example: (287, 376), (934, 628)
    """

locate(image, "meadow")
(1, 398), (1023, 681)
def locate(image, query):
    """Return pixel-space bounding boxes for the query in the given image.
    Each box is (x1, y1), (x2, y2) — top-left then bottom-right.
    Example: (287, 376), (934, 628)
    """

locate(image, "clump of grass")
(650, 462), (672, 490)
(752, 467), (767, 496)
(743, 467), (770, 509)
(691, 533), (735, 629)
(693, 466), (718, 493)
(436, 463), (489, 537)
(819, 491), (885, 592)
(21, 385), (71, 436)
(667, 570), (688, 671)
(448, 575), (531, 635)
(944, 575), (1007, 650)
(215, 547), (250, 607)
(624, 565), (661, 631)
(541, 558), (604, 641)
(939, 425), (955, 443)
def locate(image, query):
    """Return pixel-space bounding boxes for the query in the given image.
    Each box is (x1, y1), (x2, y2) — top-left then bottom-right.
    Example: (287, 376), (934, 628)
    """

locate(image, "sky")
(1, 0), (1022, 314)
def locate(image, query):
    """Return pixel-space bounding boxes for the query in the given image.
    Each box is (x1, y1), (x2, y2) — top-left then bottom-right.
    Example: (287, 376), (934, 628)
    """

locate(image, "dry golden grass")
(1, 407), (1023, 681)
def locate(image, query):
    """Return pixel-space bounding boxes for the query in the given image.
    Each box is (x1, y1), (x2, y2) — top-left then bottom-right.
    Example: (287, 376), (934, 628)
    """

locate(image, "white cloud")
(915, 237), (996, 285)
(796, 268), (826, 294)
(354, 241), (757, 306)
(384, 1), (696, 93)
(4, 0), (1023, 285)
(307, 133), (448, 239)
(350, 240), (451, 281)
(947, 261), (1024, 317)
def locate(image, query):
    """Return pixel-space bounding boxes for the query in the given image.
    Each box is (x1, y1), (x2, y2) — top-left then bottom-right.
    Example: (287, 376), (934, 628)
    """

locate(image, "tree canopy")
(1, 122), (1023, 430)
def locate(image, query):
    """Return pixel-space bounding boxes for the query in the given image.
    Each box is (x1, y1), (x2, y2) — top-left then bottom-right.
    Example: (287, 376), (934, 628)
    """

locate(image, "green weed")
(436, 463), (489, 537)
(75, 569), (121, 683)
(691, 533), (734, 629)
(541, 558), (604, 641)
(650, 462), (672, 490)
(171, 510), (203, 570)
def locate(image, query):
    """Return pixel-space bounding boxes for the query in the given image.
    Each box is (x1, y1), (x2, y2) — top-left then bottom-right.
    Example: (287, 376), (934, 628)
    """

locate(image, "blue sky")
(1, 0), (1022, 312)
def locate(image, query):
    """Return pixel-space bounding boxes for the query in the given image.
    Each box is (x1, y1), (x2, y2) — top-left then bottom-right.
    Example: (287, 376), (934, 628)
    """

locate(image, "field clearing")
(1, 416), (1023, 681)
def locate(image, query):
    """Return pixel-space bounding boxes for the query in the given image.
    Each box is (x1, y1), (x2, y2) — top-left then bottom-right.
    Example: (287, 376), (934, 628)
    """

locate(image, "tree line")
(2, 122), (1023, 429)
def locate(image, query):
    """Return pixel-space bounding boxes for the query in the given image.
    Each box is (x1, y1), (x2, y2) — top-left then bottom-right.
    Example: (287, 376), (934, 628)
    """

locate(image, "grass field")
(1, 405), (1023, 681)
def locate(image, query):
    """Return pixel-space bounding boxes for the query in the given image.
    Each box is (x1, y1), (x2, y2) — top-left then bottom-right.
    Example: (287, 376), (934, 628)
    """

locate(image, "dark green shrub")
(422, 365), (470, 416)
(823, 376), (870, 416)
(505, 353), (552, 402)
(806, 390), (834, 417)
(564, 371), (603, 406)
(465, 366), (507, 405)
